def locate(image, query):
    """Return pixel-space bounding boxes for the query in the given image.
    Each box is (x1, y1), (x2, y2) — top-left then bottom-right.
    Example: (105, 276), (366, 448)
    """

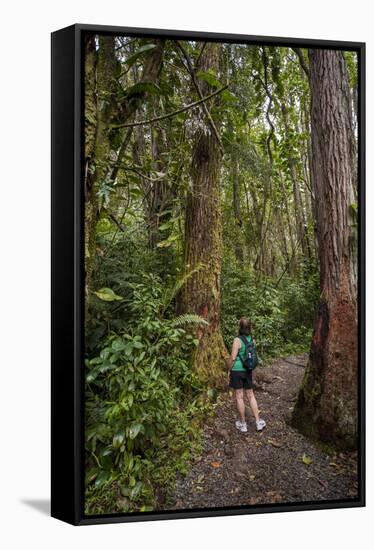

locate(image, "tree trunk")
(279, 170), (296, 274)
(292, 50), (358, 450)
(178, 43), (228, 385)
(232, 151), (244, 262)
(148, 114), (171, 250)
(84, 35), (117, 302)
(280, 103), (310, 261)
(84, 35), (98, 299)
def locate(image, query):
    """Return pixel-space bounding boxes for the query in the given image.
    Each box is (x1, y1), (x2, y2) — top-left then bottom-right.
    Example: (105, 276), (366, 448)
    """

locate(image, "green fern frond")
(160, 263), (206, 316)
(171, 313), (209, 327)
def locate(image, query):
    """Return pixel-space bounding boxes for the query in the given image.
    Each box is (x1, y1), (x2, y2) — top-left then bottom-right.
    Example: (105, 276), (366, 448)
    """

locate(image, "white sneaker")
(256, 418), (266, 431)
(235, 420), (248, 433)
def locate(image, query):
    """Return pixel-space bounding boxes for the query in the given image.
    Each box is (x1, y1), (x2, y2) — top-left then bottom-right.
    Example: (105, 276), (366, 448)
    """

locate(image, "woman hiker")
(228, 317), (266, 434)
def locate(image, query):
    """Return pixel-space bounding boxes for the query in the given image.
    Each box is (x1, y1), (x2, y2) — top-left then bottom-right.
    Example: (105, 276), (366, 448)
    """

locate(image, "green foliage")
(124, 81), (162, 99)
(85, 275), (210, 514)
(94, 287), (123, 302)
(123, 43), (158, 69)
(221, 260), (319, 358)
(83, 39), (354, 512)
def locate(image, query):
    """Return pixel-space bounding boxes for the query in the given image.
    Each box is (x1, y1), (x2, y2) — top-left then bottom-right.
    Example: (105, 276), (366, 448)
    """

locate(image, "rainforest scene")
(83, 35), (359, 515)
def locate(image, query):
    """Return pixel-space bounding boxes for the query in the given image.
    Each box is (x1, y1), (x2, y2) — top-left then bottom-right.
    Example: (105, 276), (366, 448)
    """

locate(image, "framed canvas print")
(51, 24), (365, 525)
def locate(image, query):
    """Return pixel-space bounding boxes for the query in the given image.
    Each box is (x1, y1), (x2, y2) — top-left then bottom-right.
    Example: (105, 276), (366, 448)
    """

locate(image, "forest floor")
(167, 354), (358, 510)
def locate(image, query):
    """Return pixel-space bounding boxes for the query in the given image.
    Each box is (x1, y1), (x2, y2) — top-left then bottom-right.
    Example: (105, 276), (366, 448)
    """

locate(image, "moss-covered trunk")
(292, 50), (358, 450)
(84, 35), (117, 306)
(84, 35), (99, 300)
(178, 43), (228, 386)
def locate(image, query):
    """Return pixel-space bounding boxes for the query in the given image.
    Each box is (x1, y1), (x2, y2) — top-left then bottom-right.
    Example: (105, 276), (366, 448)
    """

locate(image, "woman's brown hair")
(238, 317), (252, 336)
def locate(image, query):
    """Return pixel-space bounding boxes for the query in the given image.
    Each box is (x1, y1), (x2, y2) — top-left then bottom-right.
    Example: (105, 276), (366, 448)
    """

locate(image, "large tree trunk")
(178, 43), (228, 385)
(292, 50), (358, 449)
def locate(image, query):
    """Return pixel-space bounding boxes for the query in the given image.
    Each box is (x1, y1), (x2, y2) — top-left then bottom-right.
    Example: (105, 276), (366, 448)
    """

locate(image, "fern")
(160, 263), (206, 316)
(171, 313), (209, 327)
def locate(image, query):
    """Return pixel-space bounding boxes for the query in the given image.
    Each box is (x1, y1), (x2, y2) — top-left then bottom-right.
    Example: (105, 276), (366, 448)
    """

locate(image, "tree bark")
(84, 35), (98, 299)
(292, 50), (358, 449)
(232, 149), (244, 262)
(280, 103), (310, 261)
(178, 43), (228, 385)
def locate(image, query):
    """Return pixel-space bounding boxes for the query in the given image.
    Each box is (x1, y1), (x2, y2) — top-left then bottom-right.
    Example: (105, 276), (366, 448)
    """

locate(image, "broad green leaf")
(221, 89), (237, 103)
(125, 81), (161, 99)
(86, 372), (97, 383)
(89, 357), (103, 365)
(94, 287), (123, 302)
(196, 69), (221, 88)
(130, 481), (143, 499)
(129, 423), (143, 439)
(124, 44), (157, 68)
(85, 468), (98, 485)
(101, 454), (112, 471)
(158, 221), (173, 231)
(111, 338), (126, 351)
(94, 470), (110, 487)
(113, 432), (125, 448)
(132, 340), (144, 349)
(156, 234), (179, 248)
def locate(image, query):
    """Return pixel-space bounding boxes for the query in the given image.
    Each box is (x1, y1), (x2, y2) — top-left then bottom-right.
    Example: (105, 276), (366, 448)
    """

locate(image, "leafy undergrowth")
(84, 275), (214, 515)
(221, 260), (319, 361)
(85, 396), (215, 515)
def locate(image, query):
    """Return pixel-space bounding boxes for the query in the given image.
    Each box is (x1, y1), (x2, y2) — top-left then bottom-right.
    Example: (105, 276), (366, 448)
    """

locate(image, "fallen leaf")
(268, 439), (282, 448)
(301, 453), (313, 465)
(211, 461), (222, 468)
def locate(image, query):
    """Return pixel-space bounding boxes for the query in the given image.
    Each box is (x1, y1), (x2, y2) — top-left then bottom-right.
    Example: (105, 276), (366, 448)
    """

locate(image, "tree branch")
(112, 164), (167, 183)
(106, 211), (126, 232)
(110, 85), (228, 129)
(109, 126), (134, 182)
(195, 42), (207, 70)
(292, 47), (310, 80)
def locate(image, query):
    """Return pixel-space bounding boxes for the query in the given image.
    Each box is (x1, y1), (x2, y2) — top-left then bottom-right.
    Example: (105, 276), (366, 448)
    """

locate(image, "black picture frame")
(51, 23), (366, 526)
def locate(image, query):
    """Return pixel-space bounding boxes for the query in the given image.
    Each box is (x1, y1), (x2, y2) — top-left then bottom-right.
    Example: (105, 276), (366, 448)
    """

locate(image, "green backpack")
(238, 335), (259, 371)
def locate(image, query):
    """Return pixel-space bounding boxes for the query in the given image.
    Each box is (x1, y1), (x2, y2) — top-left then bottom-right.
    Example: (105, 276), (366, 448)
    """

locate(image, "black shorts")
(229, 369), (253, 390)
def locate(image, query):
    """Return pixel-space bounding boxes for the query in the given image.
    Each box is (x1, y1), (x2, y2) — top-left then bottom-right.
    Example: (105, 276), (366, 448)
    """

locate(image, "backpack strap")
(237, 335), (251, 366)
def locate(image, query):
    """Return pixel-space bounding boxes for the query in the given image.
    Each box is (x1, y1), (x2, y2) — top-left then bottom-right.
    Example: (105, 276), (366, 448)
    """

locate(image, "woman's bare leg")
(245, 388), (260, 423)
(235, 389), (246, 423)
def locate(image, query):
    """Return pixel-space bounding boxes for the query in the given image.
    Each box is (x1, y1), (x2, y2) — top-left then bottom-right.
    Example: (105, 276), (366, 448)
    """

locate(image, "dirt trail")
(168, 355), (358, 509)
